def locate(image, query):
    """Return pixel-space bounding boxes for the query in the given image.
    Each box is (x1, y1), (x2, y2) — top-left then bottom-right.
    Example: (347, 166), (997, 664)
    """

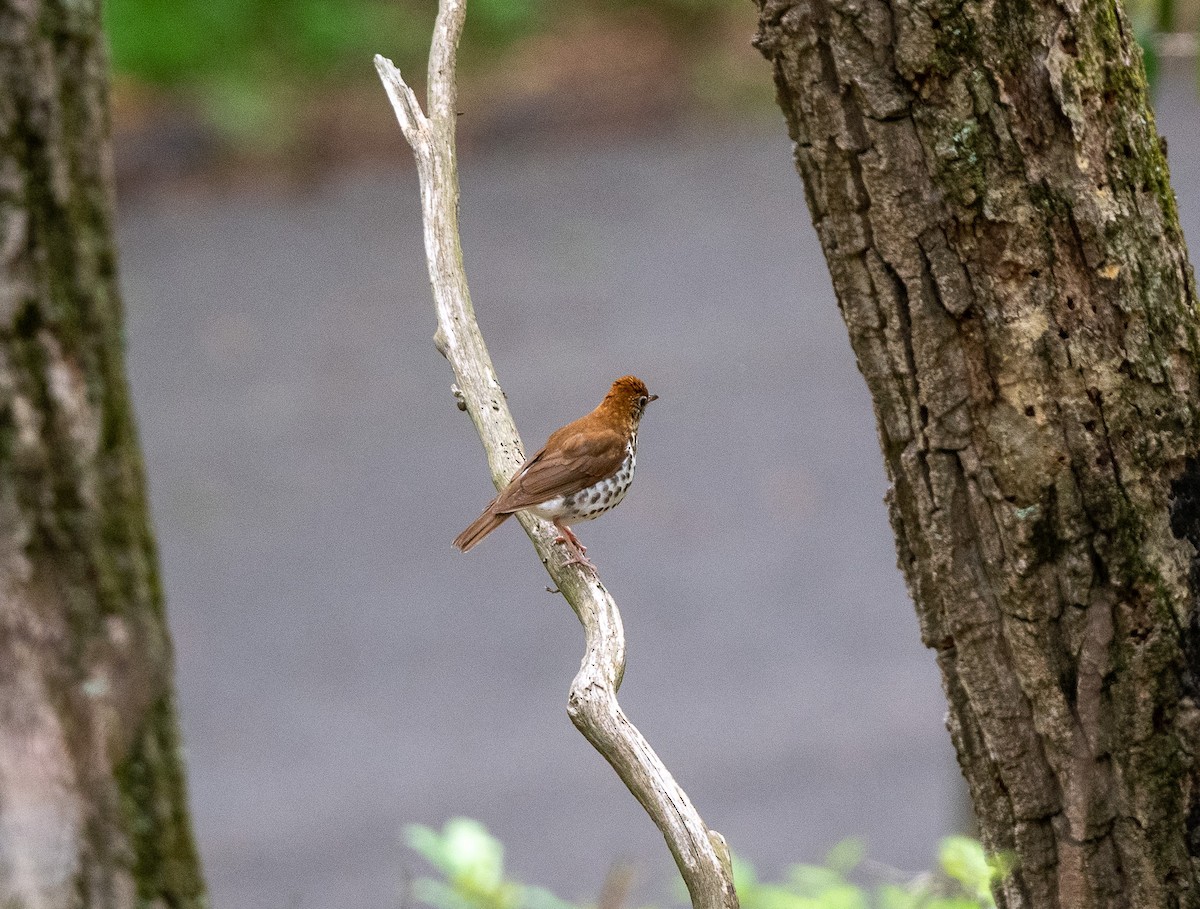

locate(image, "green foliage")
(937, 836), (1008, 906)
(102, 0), (435, 139)
(101, 0), (732, 141)
(104, 0), (432, 86)
(100, 0), (549, 88)
(468, 0), (546, 46)
(101, 0), (1194, 145)
(404, 819), (579, 909)
(1126, 0), (1162, 88)
(404, 821), (1010, 909)
(102, 0), (729, 90)
(733, 836), (1004, 909)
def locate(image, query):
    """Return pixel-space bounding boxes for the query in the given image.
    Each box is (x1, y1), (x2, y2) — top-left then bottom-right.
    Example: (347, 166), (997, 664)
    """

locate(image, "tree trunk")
(0, 1), (206, 907)
(754, 1), (1199, 907)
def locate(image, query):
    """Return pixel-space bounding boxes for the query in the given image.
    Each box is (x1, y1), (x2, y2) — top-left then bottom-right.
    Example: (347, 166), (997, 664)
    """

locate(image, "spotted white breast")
(528, 436), (637, 524)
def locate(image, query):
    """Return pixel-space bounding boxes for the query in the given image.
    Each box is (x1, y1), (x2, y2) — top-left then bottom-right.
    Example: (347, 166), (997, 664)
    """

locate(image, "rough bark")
(0, 1), (206, 907)
(754, 0), (1200, 906)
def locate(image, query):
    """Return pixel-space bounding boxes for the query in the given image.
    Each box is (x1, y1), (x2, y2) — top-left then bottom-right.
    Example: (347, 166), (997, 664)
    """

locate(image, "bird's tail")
(453, 506), (511, 552)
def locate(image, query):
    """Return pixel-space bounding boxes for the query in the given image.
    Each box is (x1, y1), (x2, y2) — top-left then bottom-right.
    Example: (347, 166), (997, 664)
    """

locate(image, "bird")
(453, 375), (658, 570)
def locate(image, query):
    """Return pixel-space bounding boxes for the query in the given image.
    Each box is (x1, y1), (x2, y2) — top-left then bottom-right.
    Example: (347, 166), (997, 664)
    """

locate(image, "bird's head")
(606, 375), (658, 423)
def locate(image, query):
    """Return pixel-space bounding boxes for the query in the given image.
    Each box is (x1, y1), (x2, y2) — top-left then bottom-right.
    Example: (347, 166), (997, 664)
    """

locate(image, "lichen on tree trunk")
(0, 0), (206, 906)
(754, 0), (1200, 906)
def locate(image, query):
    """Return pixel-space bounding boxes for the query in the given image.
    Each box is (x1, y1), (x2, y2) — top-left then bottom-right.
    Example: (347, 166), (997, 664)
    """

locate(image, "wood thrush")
(453, 376), (657, 569)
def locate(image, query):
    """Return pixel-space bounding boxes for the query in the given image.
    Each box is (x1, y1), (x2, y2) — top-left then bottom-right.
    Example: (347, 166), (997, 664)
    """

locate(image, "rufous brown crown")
(602, 376), (657, 422)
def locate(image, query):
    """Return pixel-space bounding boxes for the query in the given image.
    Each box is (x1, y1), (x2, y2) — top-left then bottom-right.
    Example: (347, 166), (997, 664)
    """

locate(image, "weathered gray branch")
(373, 4), (737, 906)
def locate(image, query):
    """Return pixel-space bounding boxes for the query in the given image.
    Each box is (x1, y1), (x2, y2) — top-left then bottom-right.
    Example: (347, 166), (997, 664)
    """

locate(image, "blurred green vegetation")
(103, 0), (520, 89)
(103, 0), (730, 139)
(403, 818), (1011, 909)
(103, 0), (1194, 150)
(1129, 0), (1167, 87)
(103, 0), (1190, 91)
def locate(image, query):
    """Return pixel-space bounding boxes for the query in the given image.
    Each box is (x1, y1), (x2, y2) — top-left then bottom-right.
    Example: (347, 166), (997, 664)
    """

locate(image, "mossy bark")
(0, 1), (206, 907)
(755, 0), (1200, 906)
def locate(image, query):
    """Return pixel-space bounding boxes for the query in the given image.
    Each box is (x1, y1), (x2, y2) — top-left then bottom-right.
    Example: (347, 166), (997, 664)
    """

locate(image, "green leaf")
(732, 855), (759, 890)
(739, 883), (814, 909)
(413, 877), (484, 909)
(406, 824), (454, 875)
(817, 884), (869, 909)
(938, 836), (991, 892)
(405, 818), (513, 909)
(787, 864), (847, 895)
(824, 838), (866, 876)
(442, 817), (505, 884)
(875, 883), (921, 909)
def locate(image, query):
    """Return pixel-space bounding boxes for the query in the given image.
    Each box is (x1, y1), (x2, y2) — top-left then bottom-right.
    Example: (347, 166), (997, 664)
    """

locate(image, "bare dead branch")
(373, 5), (738, 906)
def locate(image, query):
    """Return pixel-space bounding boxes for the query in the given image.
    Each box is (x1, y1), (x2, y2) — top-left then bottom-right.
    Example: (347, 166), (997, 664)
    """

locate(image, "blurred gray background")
(115, 53), (1200, 909)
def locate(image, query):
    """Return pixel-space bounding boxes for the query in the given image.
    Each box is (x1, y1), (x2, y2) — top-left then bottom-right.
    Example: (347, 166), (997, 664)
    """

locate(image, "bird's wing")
(493, 425), (627, 513)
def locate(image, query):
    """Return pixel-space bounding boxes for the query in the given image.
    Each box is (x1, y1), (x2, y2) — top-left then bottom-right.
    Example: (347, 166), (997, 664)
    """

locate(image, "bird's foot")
(553, 535), (587, 556)
(562, 549), (598, 573)
(553, 523), (588, 554)
(554, 524), (595, 572)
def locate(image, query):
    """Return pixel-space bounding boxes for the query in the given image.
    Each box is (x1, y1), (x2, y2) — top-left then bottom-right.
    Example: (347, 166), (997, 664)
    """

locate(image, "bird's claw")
(553, 534), (596, 573)
(563, 553), (598, 573)
(553, 535), (586, 555)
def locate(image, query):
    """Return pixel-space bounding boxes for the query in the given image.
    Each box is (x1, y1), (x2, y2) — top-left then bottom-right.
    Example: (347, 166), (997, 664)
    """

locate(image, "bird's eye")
(638, 396), (648, 407)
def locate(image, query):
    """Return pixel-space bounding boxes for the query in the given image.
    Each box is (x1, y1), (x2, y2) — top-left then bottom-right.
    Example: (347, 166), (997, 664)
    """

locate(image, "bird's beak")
(647, 394), (659, 403)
